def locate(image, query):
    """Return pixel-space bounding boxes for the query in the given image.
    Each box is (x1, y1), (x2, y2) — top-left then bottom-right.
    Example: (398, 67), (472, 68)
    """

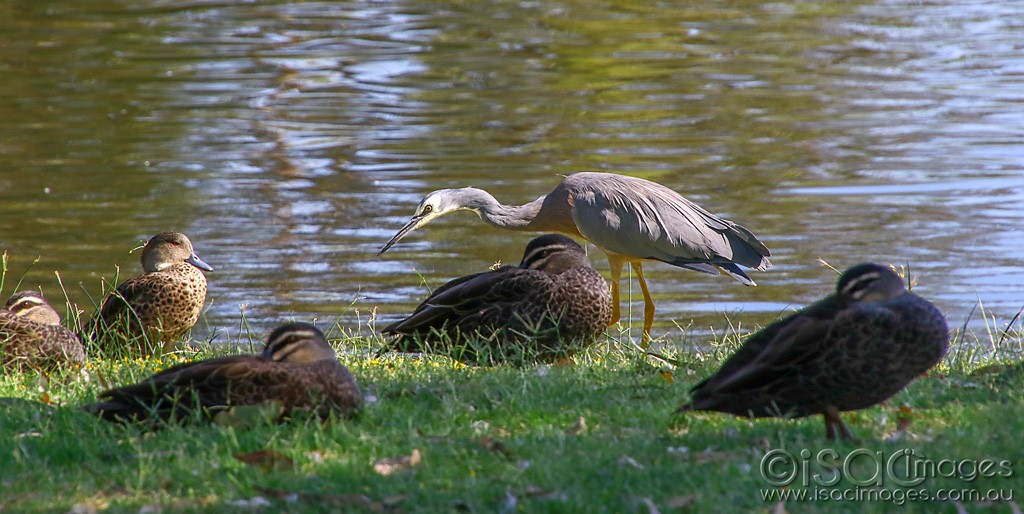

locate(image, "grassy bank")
(1, 317), (1022, 514)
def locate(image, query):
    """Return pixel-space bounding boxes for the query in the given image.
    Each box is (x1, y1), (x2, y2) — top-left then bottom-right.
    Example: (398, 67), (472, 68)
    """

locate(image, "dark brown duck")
(382, 234), (612, 365)
(678, 263), (949, 439)
(84, 322), (361, 424)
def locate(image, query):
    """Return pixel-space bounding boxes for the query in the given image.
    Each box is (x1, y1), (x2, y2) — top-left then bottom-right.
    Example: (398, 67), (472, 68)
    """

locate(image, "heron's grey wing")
(631, 178), (771, 266)
(566, 174), (769, 279)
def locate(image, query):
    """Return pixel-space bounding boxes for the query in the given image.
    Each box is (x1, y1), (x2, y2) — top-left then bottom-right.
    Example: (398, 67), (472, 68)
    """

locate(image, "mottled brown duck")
(1, 291), (85, 370)
(88, 232), (213, 356)
(382, 234), (612, 365)
(83, 322), (361, 424)
(678, 263), (949, 439)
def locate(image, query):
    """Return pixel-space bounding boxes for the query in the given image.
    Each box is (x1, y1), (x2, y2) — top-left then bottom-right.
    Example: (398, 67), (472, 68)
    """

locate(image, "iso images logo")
(759, 448), (1015, 505)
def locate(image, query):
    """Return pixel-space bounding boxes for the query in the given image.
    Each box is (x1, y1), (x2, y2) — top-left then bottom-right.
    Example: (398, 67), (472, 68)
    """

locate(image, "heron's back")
(559, 172), (771, 273)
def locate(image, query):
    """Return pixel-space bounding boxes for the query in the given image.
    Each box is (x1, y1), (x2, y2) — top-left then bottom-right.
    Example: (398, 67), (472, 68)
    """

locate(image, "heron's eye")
(423, 205), (433, 214)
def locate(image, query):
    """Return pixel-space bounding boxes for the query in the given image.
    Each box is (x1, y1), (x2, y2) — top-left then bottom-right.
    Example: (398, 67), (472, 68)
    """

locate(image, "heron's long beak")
(187, 253), (215, 272)
(379, 214), (427, 255)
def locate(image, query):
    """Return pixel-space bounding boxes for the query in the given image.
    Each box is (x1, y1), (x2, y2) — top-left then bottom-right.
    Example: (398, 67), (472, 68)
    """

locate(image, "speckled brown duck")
(88, 232), (213, 356)
(1, 291), (85, 371)
(83, 322), (362, 424)
(381, 234), (613, 365)
(677, 263), (949, 439)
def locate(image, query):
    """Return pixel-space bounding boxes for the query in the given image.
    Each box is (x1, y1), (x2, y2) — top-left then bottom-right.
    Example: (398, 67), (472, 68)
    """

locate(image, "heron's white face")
(379, 189), (469, 254)
(417, 189), (473, 220)
(413, 191), (445, 221)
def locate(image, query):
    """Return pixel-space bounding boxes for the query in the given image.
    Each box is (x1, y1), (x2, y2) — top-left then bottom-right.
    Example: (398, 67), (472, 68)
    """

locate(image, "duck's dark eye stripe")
(840, 271), (880, 297)
(10, 298), (45, 311)
(522, 244), (565, 268)
(270, 338), (308, 361)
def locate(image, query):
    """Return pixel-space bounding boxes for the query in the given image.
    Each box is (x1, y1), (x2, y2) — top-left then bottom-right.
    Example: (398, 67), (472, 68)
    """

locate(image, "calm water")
(1, 0), (1022, 345)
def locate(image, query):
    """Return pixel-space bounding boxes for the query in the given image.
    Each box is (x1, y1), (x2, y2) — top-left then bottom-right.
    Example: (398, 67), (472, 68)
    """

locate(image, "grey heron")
(379, 172), (771, 343)
(677, 263), (949, 440)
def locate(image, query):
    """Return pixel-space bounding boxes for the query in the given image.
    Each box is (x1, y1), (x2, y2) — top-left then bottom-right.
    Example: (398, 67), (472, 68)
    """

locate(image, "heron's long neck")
(473, 193), (544, 231)
(469, 189), (578, 235)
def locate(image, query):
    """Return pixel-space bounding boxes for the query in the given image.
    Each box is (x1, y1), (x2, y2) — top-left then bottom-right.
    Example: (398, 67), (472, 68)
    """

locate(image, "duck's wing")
(683, 297), (911, 417)
(692, 296), (842, 393)
(382, 266), (525, 336)
(84, 354), (273, 422)
(88, 275), (153, 337)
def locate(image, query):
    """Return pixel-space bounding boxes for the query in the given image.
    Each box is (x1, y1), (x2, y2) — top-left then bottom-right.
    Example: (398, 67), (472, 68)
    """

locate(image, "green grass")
(1, 319), (1022, 513)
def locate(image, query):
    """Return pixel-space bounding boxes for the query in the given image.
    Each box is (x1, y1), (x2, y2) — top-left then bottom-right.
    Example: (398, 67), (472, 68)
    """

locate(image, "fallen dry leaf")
(659, 371), (673, 384)
(883, 404), (928, 442)
(896, 404), (914, 432)
(373, 448), (422, 475)
(478, 437), (513, 459)
(234, 449), (293, 471)
(565, 416), (587, 436)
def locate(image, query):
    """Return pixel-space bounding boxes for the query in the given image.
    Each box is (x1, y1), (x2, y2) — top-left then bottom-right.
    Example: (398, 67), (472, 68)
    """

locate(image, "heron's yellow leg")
(607, 256), (623, 326)
(631, 262), (655, 347)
